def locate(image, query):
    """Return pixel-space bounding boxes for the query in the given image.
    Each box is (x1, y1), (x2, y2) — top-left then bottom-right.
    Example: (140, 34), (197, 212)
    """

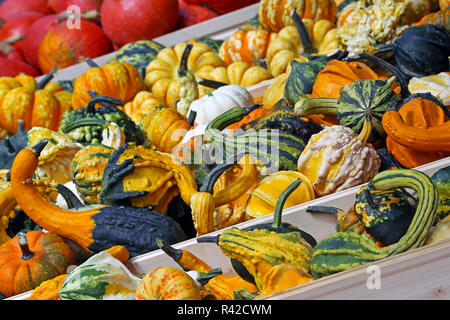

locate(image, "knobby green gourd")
(294, 77), (401, 142)
(310, 169), (439, 279)
(204, 105), (307, 172)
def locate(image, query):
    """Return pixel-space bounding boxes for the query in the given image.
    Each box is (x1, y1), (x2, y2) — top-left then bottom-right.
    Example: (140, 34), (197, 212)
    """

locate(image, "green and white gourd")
(58, 251), (142, 300)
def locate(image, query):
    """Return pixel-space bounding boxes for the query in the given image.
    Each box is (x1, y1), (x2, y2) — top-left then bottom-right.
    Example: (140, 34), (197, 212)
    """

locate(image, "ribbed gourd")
(310, 168), (439, 279)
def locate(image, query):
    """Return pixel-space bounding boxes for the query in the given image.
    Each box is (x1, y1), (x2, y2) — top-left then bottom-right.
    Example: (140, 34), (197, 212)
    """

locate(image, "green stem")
(56, 184), (84, 209)
(272, 179), (302, 229)
(156, 238), (183, 262)
(306, 206), (345, 215)
(86, 58), (100, 68)
(31, 140), (49, 157)
(35, 67), (57, 90)
(196, 268), (223, 286)
(197, 78), (228, 89)
(60, 118), (107, 133)
(294, 97), (338, 116)
(178, 43), (193, 77)
(199, 157), (238, 194)
(86, 95), (125, 113)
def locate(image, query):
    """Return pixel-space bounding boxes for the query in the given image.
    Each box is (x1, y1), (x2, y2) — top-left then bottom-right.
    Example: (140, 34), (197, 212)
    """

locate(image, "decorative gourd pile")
(0, 0), (449, 301)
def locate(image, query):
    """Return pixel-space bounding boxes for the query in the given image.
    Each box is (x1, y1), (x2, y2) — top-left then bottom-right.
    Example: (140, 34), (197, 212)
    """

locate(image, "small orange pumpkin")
(135, 266), (201, 300)
(0, 231), (75, 297)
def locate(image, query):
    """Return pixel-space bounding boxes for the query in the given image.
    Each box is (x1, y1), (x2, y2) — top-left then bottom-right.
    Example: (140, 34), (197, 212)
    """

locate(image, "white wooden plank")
(37, 3), (259, 82)
(261, 239), (450, 300)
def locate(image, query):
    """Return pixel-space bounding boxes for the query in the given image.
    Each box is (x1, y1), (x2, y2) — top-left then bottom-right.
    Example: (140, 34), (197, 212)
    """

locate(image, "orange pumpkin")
(72, 59), (145, 110)
(0, 231), (75, 297)
(0, 73), (72, 134)
(258, 0), (337, 32)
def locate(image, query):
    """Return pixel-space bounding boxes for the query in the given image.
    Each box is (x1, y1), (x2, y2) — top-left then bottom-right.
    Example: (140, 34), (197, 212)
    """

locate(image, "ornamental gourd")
(156, 238), (259, 300)
(383, 93), (450, 168)
(197, 61), (272, 89)
(408, 72), (450, 107)
(10, 141), (188, 258)
(0, 71), (72, 134)
(310, 168), (439, 278)
(265, 10), (341, 77)
(71, 144), (115, 205)
(204, 105), (307, 172)
(135, 266), (201, 300)
(258, 0), (337, 32)
(120, 91), (166, 125)
(186, 83), (254, 136)
(431, 165), (450, 223)
(59, 94), (146, 146)
(145, 42), (226, 108)
(245, 170), (315, 220)
(416, 8), (450, 31)
(59, 250), (141, 300)
(141, 106), (191, 154)
(197, 179), (317, 290)
(0, 231), (75, 297)
(72, 59), (145, 110)
(109, 40), (165, 77)
(297, 119), (381, 197)
(295, 76), (403, 142)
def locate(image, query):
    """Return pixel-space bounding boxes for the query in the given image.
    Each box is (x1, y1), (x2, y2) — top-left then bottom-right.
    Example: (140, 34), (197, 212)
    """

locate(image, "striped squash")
(431, 165), (450, 224)
(204, 106), (307, 172)
(110, 40), (165, 77)
(310, 169), (439, 279)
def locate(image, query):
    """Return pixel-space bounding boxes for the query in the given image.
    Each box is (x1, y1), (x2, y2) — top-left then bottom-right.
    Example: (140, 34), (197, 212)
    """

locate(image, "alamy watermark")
(366, 265), (381, 290)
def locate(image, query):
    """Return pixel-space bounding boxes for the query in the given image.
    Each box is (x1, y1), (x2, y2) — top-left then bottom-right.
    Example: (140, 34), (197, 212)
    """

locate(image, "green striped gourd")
(204, 105), (307, 172)
(110, 40), (165, 77)
(310, 169), (439, 279)
(431, 165), (450, 223)
(72, 144), (115, 204)
(294, 77), (401, 142)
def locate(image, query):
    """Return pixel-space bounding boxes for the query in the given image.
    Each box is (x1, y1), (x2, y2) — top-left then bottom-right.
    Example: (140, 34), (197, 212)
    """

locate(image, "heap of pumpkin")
(0, 0), (449, 300)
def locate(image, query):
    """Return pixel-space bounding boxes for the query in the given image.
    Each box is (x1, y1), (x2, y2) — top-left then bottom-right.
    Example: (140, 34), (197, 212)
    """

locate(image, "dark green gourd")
(431, 165), (450, 223)
(310, 169), (438, 279)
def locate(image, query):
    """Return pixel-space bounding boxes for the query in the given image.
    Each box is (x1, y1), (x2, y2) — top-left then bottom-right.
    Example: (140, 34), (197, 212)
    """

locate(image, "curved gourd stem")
(60, 118), (107, 133)
(197, 78), (228, 89)
(35, 67), (57, 90)
(88, 90), (124, 110)
(369, 169), (438, 255)
(56, 184), (84, 210)
(200, 162), (236, 194)
(306, 206), (345, 215)
(344, 53), (410, 98)
(213, 154), (258, 208)
(186, 110), (196, 126)
(0, 35), (24, 55)
(178, 43), (193, 77)
(356, 118), (372, 145)
(156, 238), (212, 273)
(272, 179), (302, 229)
(291, 9), (314, 55)
(294, 97), (338, 116)
(18, 233), (34, 260)
(196, 234), (220, 244)
(86, 95), (125, 113)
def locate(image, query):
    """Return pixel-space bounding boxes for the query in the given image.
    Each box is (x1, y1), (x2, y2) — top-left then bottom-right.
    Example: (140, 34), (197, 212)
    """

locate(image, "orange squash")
(0, 231), (75, 297)
(384, 93), (450, 168)
(135, 266), (201, 300)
